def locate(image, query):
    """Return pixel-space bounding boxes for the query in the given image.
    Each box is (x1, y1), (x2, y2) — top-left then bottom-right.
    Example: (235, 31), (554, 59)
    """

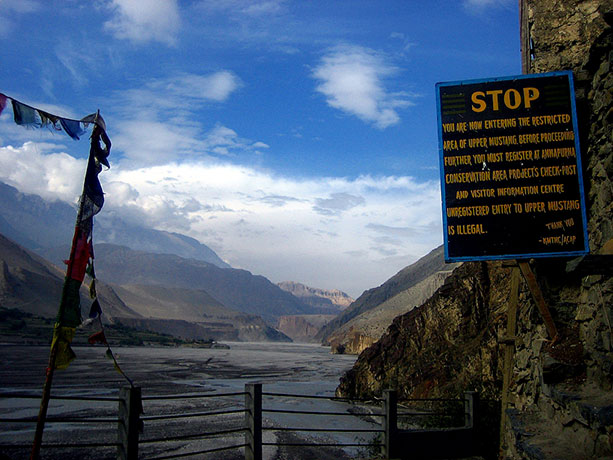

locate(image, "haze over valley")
(0, 181), (456, 348)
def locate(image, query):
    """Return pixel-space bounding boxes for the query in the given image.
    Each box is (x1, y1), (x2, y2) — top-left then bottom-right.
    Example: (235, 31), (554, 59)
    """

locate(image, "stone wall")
(503, 1), (613, 457)
(518, 0), (613, 403)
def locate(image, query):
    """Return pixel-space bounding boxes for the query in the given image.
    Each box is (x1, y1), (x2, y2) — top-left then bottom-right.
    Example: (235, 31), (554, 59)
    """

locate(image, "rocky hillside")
(0, 233), (139, 320)
(336, 261), (509, 400)
(40, 243), (314, 323)
(316, 245), (460, 354)
(0, 233), (291, 342)
(326, 268), (455, 354)
(277, 281), (353, 311)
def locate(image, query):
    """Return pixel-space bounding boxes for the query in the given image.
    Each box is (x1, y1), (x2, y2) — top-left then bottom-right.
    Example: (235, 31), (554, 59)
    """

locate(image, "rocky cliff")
(336, 261), (509, 400)
(326, 269), (455, 354)
(317, 245), (460, 354)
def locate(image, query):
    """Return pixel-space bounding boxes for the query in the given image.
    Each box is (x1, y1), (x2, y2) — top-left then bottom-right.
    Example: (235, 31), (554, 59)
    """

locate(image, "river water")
(0, 342), (382, 459)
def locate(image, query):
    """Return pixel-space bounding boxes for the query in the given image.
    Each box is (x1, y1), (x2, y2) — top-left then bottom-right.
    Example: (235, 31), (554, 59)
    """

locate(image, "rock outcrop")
(336, 261), (509, 400)
(318, 245), (460, 354)
(327, 269), (455, 354)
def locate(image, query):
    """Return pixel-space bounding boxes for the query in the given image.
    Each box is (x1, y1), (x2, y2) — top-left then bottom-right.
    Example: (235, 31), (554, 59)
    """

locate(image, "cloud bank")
(0, 142), (442, 297)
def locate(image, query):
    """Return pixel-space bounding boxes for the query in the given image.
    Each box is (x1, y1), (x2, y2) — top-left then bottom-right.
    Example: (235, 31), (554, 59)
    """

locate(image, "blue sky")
(0, 0), (519, 297)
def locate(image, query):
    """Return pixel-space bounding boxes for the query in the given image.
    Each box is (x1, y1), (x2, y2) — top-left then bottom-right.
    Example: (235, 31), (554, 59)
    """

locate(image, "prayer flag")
(3, 94), (112, 371)
(59, 117), (87, 140)
(0, 93), (7, 116)
(88, 330), (106, 345)
(38, 110), (62, 131)
(88, 298), (102, 319)
(51, 325), (77, 370)
(68, 229), (91, 282)
(11, 99), (41, 127)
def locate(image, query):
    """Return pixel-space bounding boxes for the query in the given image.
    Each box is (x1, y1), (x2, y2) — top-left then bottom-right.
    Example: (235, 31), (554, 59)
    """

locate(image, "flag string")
(0, 92), (106, 140)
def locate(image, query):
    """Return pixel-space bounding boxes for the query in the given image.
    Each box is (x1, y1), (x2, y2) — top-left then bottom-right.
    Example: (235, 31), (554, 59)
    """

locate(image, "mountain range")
(0, 181), (455, 348)
(0, 182), (229, 268)
(0, 181), (353, 342)
(277, 281), (353, 311)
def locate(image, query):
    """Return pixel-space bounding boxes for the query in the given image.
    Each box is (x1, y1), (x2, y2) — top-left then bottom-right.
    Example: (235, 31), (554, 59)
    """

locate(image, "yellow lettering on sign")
(471, 91), (487, 112)
(470, 87), (541, 112)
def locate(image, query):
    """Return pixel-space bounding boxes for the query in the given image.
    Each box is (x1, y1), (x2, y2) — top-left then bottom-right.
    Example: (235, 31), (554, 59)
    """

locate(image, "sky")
(0, 0), (520, 298)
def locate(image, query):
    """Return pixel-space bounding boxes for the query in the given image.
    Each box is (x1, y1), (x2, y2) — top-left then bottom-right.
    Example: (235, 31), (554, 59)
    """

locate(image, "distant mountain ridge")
(0, 182), (340, 341)
(0, 233), (139, 320)
(39, 243), (317, 323)
(0, 232), (291, 342)
(0, 182), (229, 268)
(277, 281), (353, 311)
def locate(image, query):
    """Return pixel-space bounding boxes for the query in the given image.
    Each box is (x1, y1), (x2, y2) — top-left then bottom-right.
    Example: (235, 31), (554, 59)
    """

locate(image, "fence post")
(463, 391), (478, 429)
(383, 389), (398, 459)
(464, 391), (480, 457)
(245, 383), (262, 460)
(117, 386), (142, 460)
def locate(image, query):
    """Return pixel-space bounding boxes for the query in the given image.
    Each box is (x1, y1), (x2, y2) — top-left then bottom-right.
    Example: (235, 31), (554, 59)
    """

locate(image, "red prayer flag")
(88, 330), (107, 345)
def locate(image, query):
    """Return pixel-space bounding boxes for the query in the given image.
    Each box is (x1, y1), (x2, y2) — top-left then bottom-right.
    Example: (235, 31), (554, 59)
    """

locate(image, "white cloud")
(0, 142), (442, 296)
(112, 120), (263, 166)
(105, 0), (181, 46)
(313, 192), (365, 216)
(111, 119), (202, 165)
(164, 72), (242, 102)
(0, 0), (40, 38)
(0, 143), (84, 203)
(54, 41), (99, 88)
(313, 45), (413, 129)
(108, 72), (246, 165)
(115, 71), (241, 118)
(196, 0), (286, 18)
(463, 0), (514, 11)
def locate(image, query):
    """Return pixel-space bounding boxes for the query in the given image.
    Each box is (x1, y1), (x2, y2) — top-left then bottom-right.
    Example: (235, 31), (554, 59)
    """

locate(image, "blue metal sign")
(436, 71), (589, 262)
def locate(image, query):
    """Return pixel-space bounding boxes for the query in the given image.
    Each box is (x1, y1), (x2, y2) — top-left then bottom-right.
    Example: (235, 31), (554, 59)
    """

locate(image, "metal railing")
(0, 390), (121, 458)
(260, 388), (385, 452)
(140, 390), (248, 460)
(0, 385), (479, 459)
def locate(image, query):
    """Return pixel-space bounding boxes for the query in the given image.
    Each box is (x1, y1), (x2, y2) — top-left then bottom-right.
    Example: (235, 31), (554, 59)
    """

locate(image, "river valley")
(0, 342), (383, 459)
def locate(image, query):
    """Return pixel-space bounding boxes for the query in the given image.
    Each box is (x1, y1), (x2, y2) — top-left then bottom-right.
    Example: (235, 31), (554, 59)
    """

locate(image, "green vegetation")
(0, 307), (217, 348)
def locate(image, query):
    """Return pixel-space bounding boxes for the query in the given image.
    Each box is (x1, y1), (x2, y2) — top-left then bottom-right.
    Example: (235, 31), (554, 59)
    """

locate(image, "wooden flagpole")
(30, 120), (97, 460)
(30, 226), (84, 459)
